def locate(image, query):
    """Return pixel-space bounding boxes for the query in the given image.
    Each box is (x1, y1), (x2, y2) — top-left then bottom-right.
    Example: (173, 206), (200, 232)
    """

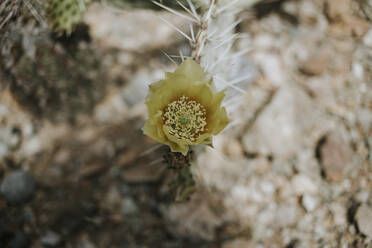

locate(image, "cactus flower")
(142, 59), (229, 155)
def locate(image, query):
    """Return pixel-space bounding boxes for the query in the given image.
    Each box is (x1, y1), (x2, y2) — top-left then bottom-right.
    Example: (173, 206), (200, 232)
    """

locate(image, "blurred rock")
(318, 132), (353, 182)
(0, 170), (35, 205)
(221, 138), (244, 158)
(275, 204), (297, 228)
(253, 53), (286, 86)
(242, 86), (318, 158)
(364, 29), (372, 47)
(222, 239), (252, 248)
(326, 0), (351, 21)
(40, 231), (61, 246)
(355, 191), (370, 203)
(121, 197), (138, 215)
(356, 204), (372, 238)
(164, 196), (222, 241)
(357, 108), (372, 134)
(361, 0), (372, 20)
(299, 54), (329, 76)
(122, 66), (164, 106)
(291, 175), (318, 195)
(330, 202), (347, 226)
(302, 194), (319, 212)
(76, 239), (96, 248)
(122, 163), (164, 183)
(326, 0), (369, 38)
(346, 16), (369, 38)
(94, 90), (129, 124)
(84, 4), (188, 51)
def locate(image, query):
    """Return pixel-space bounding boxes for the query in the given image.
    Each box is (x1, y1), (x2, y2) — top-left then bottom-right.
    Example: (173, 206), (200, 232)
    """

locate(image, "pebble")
(355, 191), (370, 203)
(326, 0), (351, 21)
(299, 54), (329, 76)
(222, 238), (252, 248)
(40, 231), (61, 246)
(318, 132), (353, 182)
(77, 240), (96, 248)
(364, 29), (372, 47)
(291, 174), (318, 195)
(0, 143), (7, 160)
(84, 4), (188, 51)
(301, 194), (319, 212)
(276, 204), (297, 227)
(358, 108), (372, 134)
(121, 198), (138, 215)
(222, 138), (244, 158)
(0, 170), (35, 205)
(356, 204), (372, 238)
(242, 86), (316, 158)
(361, 1), (372, 21)
(330, 203), (347, 226)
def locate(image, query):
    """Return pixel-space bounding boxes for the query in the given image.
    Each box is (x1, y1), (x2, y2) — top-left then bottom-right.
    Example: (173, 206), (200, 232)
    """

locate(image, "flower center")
(163, 95), (207, 142)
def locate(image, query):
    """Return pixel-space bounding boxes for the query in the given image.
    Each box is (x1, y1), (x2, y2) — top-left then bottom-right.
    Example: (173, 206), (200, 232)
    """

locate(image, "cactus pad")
(48, 0), (91, 35)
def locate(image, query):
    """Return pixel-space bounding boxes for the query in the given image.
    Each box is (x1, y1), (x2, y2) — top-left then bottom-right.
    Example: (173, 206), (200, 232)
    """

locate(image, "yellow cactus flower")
(142, 58), (229, 155)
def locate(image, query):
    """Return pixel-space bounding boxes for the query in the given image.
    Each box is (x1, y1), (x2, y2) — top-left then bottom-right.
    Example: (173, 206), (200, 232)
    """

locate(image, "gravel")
(356, 204), (372, 238)
(0, 170), (35, 205)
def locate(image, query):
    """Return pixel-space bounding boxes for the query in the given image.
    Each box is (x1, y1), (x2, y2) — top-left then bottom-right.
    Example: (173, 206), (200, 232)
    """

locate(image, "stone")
(356, 204), (372, 238)
(330, 203), (347, 226)
(318, 132), (353, 182)
(357, 108), (372, 134)
(363, 29), (372, 48)
(253, 53), (286, 86)
(361, 0), (372, 21)
(242, 86), (318, 158)
(0, 143), (7, 160)
(355, 191), (370, 203)
(299, 54), (329, 76)
(275, 204), (297, 228)
(326, 0), (369, 38)
(84, 4), (188, 51)
(301, 194), (319, 212)
(346, 16), (369, 38)
(0, 170), (35, 205)
(164, 196), (222, 241)
(122, 163), (164, 183)
(122, 66), (164, 106)
(94, 91), (129, 123)
(291, 175), (318, 195)
(326, 0), (351, 21)
(40, 231), (61, 246)
(222, 239), (252, 248)
(120, 197), (138, 215)
(222, 138), (244, 158)
(76, 240), (96, 248)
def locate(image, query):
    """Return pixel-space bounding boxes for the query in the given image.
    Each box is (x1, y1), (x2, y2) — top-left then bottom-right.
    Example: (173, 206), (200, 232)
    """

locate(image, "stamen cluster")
(163, 95), (207, 142)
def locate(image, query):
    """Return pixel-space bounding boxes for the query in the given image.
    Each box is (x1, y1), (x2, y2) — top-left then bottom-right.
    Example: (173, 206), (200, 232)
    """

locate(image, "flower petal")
(142, 111), (168, 143)
(209, 107), (229, 134)
(142, 58), (229, 155)
(195, 133), (213, 146)
(174, 58), (207, 83)
(162, 126), (190, 155)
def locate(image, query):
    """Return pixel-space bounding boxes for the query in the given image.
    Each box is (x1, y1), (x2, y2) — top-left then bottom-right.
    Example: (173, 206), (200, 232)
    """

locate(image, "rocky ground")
(0, 0), (371, 247)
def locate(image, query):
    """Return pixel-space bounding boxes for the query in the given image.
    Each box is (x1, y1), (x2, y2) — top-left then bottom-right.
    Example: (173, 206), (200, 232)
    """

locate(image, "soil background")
(0, 0), (371, 247)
